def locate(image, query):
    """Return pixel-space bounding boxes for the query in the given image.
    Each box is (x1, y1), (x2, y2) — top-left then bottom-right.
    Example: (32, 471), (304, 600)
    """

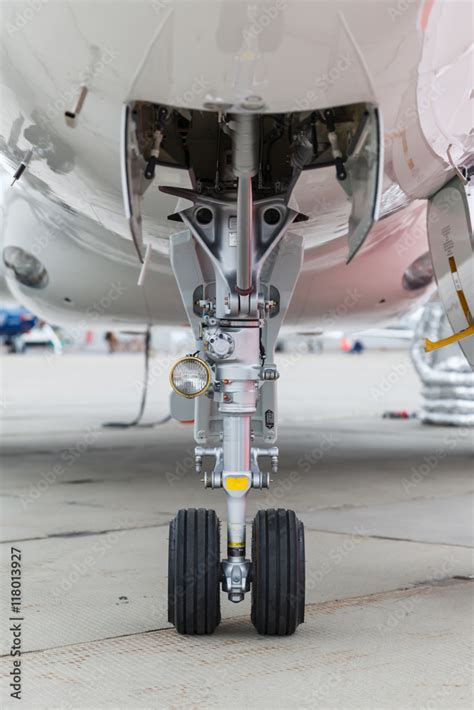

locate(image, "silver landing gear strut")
(167, 114), (305, 634)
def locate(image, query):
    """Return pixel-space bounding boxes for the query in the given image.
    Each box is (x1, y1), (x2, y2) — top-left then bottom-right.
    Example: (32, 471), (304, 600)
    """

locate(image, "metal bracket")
(196, 446), (224, 488)
(162, 185), (298, 319)
(221, 559), (251, 602)
(197, 445), (276, 490)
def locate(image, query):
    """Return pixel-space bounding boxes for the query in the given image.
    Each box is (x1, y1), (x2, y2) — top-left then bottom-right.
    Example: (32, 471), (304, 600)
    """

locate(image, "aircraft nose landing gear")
(166, 113), (306, 635)
(168, 507), (305, 635)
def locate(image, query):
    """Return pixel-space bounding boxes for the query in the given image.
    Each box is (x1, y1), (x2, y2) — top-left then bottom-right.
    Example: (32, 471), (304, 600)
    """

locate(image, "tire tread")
(168, 508), (220, 635)
(251, 508), (305, 636)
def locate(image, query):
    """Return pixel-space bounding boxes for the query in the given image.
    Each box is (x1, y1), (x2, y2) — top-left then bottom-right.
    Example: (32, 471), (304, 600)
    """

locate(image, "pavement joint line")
(0, 576), (470, 660)
(0, 443), (178, 455)
(2, 524), (473, 548)
(303, 490), (474, 512)
(301, 527), (474, 548)
(0, 521), (172, 545)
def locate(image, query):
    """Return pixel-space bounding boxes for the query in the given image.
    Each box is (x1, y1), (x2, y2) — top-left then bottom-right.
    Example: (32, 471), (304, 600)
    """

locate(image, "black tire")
(168, 508), (221, 634)
(251, 508), (305, 635)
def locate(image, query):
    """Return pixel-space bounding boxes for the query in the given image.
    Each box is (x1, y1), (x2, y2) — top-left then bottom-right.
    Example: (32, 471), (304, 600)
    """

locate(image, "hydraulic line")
(103, 327), (171, 429)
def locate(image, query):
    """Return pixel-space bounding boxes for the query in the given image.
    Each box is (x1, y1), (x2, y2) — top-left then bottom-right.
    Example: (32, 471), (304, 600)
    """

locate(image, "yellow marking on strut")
(449, 256), (473, 325)
(425, 326), (474, 352)
(225, 476), (249, 491)
(424, 255), (474, 352)
(228, 541), (244, 548)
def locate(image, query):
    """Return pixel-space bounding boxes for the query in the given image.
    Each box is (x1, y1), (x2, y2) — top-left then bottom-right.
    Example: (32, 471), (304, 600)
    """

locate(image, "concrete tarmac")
(0, 350), (473, 709)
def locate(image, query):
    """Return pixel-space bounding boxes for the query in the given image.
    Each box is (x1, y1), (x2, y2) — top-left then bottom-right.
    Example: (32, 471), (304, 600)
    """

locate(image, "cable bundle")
(411, 302), (474, 426)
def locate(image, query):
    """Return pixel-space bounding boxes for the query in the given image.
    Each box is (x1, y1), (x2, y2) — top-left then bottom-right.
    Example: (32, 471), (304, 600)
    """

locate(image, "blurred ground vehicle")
(0, 303), (37, 352)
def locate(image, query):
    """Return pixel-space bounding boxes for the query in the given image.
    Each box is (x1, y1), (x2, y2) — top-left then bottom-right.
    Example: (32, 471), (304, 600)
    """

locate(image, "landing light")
(170, 356), (211, 398)
(3, 246), (49, 289)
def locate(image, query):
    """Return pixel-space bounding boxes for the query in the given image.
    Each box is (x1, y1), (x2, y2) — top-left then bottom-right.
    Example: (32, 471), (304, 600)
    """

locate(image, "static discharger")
(65, 86), (88, 127)
(10, 149), (33, 186)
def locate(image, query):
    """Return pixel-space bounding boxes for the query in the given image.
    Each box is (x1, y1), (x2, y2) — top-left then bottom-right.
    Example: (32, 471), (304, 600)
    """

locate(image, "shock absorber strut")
(217, 317), (260, 601)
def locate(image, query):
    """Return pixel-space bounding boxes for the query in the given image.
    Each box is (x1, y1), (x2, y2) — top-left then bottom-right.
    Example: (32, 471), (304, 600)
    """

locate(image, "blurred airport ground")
(0, 300), (419, 356)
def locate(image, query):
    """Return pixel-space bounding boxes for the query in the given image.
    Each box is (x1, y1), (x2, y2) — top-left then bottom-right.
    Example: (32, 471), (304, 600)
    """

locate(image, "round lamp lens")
(170, 357), (211, 398)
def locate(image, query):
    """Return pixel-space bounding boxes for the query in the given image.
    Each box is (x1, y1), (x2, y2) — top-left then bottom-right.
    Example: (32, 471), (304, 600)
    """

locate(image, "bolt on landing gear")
(167, 113), (305, 635)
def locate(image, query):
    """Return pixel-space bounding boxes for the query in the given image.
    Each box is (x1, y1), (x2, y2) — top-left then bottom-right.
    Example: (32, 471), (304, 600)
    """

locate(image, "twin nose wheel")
(251, 508), (305, 635)
(167, 507), (305, 635)
(167, 508), (221, 635)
